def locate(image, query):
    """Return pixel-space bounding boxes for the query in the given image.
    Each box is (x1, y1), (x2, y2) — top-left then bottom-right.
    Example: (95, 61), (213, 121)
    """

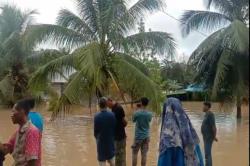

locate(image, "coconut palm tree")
(0, 5), (38, 104)
(0, 5), (67, 105)
(181, 0), (249, 118)
(26, 0), (176, 117)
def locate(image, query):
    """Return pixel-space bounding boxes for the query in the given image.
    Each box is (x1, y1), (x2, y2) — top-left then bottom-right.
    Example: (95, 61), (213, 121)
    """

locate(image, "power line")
(161, 11), (238, 54)
(161, 11), (209, 38)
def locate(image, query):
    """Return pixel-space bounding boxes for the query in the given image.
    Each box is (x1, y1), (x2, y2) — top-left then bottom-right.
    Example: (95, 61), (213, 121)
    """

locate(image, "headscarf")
(159, 98), (200, 165)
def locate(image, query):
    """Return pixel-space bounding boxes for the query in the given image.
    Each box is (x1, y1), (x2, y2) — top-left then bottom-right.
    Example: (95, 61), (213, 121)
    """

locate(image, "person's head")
(203, 102), (212, 112)
(136, 103), (142, 109)
(106, 98), (115, 109)
(11, 98), (34, 125)
(165, 97), (183, 113)
(141, 97), (149, 108)
(99, 97), (108, 110)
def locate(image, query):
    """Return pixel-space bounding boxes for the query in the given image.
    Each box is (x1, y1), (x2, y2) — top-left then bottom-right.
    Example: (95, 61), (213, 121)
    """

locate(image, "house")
(167, 83), (208, 101)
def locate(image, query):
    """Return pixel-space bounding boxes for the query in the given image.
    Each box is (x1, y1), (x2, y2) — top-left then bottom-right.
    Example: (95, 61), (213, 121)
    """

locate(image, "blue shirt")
(133, 110), (152, 140)
(94, 110), (116, 161)
(28, 112), (44, 132)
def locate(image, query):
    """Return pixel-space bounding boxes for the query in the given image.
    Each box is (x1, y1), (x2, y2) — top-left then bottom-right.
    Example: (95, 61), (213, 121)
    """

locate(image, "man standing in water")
(107, 98), (127, 166)
(201, 102), (218, 166)
(132, 97), (152, 166)
(94, 97), (116, 166)
(0, 99), (42, 166)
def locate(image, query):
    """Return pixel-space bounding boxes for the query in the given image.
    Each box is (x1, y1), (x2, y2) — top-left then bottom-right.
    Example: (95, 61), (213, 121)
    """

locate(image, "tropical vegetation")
(0, 5), (37, 105)
(25, 0), (176, 116)
(181, 0), (249, 118)
(0, 0), (248, 119)
(0, 5), (67, 105)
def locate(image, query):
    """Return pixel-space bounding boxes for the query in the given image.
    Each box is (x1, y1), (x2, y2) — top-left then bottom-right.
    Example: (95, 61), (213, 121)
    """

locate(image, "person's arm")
(0, 142), (4, 153)
(25, 129), (40, 165)
(210, 113), (218, 142)
(148, 112), (153, 122)
(1, 132), (17, 155)
(27, 160), (36, 166)
(119, 106), (127, 127)
(94, 116), (99, 139)
(0, 145), (8, 156)
(0, 147), (5, 164)
(132, 112), (137, 123)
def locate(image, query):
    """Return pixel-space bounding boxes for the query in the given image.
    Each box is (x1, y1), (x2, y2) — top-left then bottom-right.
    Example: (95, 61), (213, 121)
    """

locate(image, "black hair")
(99, 97), (107, 109)
(15, 98), (35, 115)
(107, 98), (113, 102)
(141, 97), (149, 106)
(136, 103), (142, 108)
(204, 102), (212, 109)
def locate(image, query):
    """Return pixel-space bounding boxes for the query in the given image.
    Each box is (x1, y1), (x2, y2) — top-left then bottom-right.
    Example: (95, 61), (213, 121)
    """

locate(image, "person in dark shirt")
(94, 97), (116, 166)
(201, 102), (218, 166)
(107, 98), (127, 166)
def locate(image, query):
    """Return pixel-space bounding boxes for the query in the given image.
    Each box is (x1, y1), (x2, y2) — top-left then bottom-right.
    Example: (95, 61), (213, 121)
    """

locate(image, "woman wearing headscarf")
(158, 97), (204, 166)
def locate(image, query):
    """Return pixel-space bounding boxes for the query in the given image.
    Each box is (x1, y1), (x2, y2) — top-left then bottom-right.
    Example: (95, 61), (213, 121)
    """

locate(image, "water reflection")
(0, 102), (249, 166)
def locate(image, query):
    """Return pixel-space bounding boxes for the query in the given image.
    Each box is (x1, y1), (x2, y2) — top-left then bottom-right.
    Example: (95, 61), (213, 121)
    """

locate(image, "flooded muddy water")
(0, 102), (249, 166)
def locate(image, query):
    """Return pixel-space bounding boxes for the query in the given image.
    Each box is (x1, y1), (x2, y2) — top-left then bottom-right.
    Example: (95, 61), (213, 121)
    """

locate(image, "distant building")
(167, 83), (208, 101)
(51, 76), (67, 96)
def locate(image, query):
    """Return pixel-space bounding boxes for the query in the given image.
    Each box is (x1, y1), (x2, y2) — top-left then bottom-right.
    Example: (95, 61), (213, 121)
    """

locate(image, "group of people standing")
(94, 97), (217, 166)
(94, 97), (153, 166)
(0, 97), (217, 166)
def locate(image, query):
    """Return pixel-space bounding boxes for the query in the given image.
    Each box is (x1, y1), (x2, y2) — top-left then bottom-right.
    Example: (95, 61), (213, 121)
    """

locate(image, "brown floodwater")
(0, 102), (249, 166)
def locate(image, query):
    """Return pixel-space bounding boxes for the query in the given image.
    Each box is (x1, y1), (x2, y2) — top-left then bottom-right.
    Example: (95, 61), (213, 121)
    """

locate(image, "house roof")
(185, 83), (207, 92)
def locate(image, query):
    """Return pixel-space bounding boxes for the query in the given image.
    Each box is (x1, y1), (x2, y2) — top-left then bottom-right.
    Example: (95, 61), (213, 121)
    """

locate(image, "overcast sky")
(0, 0), (210, 61)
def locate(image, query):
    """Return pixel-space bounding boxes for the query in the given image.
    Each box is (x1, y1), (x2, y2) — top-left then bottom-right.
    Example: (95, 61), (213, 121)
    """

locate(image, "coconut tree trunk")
(237, 96), (242, 119)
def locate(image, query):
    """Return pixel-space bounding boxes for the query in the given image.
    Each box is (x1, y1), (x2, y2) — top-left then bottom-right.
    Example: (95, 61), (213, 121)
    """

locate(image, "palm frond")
(28, 54), (74, 92)
(50, 95), (71, 120)
(62, 70), (88, 103)
(124, 31), (176, 58)
(0, 75), (15, 102)
(116, 53), (149, 75)
(112, 54), (162, 113)
(26, 49), (66, 69)
(181, 10), (231, 37)
(25, 24), (88, 50)
(56, 9), (96, 39)
(128, 0), (165, 22)
(211, 50), (232, 97)
(222, 20), (249, 54)
(205, 0), (249, 22)
(205, 0), (233, 12)
(105, 2), (137, 48)
(61, 43), (108, 104)
(0, 5), (23, 40)
(76, 0), (99, 33)
(20, 9), (38, 33)
(73, 43), (105, 81)
(188, 29), (224, 68)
